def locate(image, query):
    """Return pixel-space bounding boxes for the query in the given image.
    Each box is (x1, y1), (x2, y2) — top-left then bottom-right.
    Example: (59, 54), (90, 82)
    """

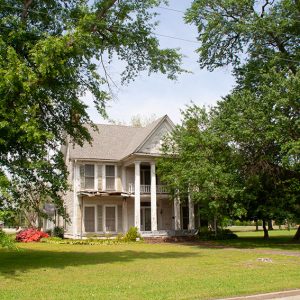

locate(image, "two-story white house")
(62, 115), (197, 238)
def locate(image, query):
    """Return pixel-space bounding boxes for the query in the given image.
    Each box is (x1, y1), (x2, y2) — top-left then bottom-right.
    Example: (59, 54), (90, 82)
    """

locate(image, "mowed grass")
(0, 230), (300, 300)
(218, 228), (300, 250)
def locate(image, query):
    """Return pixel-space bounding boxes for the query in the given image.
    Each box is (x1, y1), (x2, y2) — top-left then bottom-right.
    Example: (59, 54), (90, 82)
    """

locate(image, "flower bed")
(16, 228), (49, 242)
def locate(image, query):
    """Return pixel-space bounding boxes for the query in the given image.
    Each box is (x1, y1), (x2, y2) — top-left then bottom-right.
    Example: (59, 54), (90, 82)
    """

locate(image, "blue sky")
(86, 1), (235, 125)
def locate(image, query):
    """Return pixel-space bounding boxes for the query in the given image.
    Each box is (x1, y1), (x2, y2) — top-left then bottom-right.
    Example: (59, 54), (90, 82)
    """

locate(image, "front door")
(140, 207), (151, 231)
(182, 206), (189, 230)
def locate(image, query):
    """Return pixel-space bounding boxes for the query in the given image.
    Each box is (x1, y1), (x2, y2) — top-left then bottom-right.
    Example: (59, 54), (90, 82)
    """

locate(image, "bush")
(124, 226), (142, 242)
(16, 228), (49, 242)
(116, 233), (124, 241)
(0, 230), (17, 249)
(198, 228), (238, 240)
(52, 226), (64, 238)
(45, 229), (52, 236)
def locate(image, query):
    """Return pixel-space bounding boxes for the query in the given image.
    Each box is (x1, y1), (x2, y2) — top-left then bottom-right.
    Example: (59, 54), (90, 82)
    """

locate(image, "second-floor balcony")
(128, 183), (168, 194)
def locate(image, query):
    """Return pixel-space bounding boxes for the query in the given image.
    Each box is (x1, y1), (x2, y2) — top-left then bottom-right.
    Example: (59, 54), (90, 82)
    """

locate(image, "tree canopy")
(157, 105), (245, 226)
(158, 0), (300, 239)
(0, 0), (184, 218)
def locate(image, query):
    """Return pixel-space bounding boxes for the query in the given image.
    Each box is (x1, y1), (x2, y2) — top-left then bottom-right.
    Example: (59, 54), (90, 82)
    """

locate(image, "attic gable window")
(80, 164), (95, 190)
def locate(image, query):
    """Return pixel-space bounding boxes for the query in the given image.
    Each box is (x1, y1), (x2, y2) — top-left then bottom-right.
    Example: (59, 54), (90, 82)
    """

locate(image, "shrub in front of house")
(0, 229), (17, 249)
(197, 228), (238, 240)
(52, 226), (64, 238)
(16, 228), (49, 242)
(124, 226), (142, 242)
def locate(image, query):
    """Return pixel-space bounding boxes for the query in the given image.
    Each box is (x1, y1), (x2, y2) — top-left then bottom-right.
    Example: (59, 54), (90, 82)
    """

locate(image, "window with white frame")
(80, 164), (95, 190)
(84, 205), (119, 233)
(105, 165), (115, 190)
(105, 206), (116, 231)
(84, 206), (95, 232)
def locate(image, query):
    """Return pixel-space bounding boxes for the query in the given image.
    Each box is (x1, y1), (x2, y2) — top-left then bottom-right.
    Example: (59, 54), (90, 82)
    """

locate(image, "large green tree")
(157, 104), (244, 229)
(186, 0), (300, 238)
(0, 0), (183, 219)
(214, 68), (300, 238)
(185, 0), (299, 73)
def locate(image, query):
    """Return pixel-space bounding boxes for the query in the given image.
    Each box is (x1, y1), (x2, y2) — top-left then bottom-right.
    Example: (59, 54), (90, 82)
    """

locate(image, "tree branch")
(21, 0), (33, 22)
(97, 0), (118, 20)
(267, 31), (297, 74)
(92, 0), (119, 33)
(261, 0), (270, 17)
(295, 0), (300, 14)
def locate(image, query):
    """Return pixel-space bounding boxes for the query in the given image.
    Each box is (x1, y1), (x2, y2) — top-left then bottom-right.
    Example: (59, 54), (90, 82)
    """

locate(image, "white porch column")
(188, 192), (195, 230)
(102, 164), (106, 191)
(134, 161), (141, 230)
(174, 194), (181, 230)
(122, 198), (128, 232)
(121, 166), (126, 192)
(150, 162), (157, 231)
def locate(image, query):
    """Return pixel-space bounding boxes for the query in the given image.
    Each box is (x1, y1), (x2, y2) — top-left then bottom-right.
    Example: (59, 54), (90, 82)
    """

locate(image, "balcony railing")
(128, 183), (168, 194)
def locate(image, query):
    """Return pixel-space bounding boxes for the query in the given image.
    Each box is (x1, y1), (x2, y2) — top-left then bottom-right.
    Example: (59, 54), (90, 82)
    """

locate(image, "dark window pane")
(106, 178), (115, 190)
(85, 164), (94, 177)
(105, 207), (116, 232)
(84, 207), (95, 232)
(85, 177), (94, 189)
(106, 165), (115, 176)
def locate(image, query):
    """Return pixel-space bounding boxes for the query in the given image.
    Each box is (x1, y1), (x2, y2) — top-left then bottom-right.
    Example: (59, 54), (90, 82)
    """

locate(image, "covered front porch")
(72, 193), (197, 238)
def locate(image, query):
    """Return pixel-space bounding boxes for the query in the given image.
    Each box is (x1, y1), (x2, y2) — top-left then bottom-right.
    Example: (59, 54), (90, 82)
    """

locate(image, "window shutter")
(79, 165), (85, 189)
(98, 165), (102, 191)
(97, 205), (103, 232)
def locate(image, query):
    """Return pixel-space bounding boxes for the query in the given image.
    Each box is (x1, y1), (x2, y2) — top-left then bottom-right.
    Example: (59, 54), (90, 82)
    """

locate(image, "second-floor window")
(105, 165), (115, 190)
(79, 163), (116, 191)
(80, 164), (95, 190)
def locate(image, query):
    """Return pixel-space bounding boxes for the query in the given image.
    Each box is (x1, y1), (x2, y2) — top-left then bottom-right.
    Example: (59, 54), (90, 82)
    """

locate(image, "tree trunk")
(262, 219), (269, 239)
(293, 225), (300, 240)
(255, 220), (259, 231)
(268, 220), (273, 230)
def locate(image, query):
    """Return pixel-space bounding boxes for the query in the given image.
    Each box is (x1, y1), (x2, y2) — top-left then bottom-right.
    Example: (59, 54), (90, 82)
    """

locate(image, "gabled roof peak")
(69, 115), (174, 160)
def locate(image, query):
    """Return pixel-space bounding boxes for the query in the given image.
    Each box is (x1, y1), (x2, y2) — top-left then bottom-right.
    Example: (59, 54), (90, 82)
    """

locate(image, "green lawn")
(217, 229), (300, 250)
(0, 231), (300, 300)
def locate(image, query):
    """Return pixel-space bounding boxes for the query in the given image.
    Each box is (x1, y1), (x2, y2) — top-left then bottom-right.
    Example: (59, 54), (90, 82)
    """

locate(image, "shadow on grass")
(192, 236), (300, 251)
(0, 248), (200, 279)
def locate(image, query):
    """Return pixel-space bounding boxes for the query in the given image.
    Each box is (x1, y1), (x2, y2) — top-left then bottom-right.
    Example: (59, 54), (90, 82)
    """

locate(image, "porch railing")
(128, 183), (168, 194)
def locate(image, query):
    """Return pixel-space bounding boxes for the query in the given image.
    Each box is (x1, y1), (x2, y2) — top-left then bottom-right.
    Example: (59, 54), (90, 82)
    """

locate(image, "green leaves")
(185, 0), (300, 230)
(0, 230), (17, 250)
(158, 104), (242, 221)
(0, 0), (183, 218)
(186, 0), (300, 73)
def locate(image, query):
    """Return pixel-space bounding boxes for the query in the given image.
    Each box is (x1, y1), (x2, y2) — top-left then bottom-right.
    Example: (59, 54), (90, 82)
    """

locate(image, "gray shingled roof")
(69, 116), (166, 160)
